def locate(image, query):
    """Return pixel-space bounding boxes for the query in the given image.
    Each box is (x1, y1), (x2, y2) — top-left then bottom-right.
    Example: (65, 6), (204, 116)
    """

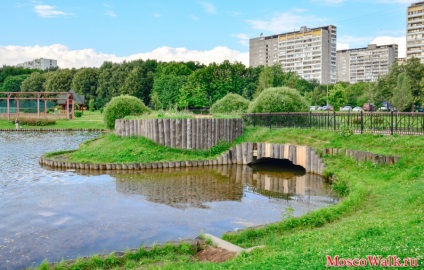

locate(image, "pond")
(0, 131), (338, 269)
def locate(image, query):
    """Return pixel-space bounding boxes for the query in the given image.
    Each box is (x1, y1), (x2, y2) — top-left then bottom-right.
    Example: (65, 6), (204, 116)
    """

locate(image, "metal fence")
(243, 111), (424, 135)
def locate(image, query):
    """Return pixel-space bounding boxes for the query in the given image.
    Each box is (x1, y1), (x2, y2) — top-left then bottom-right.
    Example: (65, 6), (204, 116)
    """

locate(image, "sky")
(0, 0), (417, 69)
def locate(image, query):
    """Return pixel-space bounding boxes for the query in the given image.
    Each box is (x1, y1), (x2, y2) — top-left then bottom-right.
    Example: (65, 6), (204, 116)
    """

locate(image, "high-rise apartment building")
(337, 44), (398, 83)
(16, 58), (57, 70)
(249, 25), (337, 84)
(407, 2), (424, 62)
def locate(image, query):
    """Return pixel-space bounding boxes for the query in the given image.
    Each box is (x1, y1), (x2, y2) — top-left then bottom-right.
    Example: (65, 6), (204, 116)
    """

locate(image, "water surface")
(0, 131), (338, 269)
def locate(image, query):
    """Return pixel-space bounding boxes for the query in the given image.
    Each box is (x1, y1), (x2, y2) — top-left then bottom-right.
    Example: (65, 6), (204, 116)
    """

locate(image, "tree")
(21, 72), (46, 92)
(0, 66), (35, 87)
(72, 68), (98, 102)
(391, 73), (413, 112)
(152, 74), (187, 109)
(255, 67), (274, 97)
(328, 84), (347, 110)
(96, 62), (115, 108)
(0, 74), (29, 92)
(44, 69), (74, 92)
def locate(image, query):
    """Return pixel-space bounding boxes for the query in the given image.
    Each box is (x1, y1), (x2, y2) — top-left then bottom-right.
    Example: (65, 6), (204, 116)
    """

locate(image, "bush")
(103, 95), (150, 130)
(12, 118), (56, 126)
(248, 86), (309, 113)
(210, 93), (250, 114)
(74, 111), (83, 118)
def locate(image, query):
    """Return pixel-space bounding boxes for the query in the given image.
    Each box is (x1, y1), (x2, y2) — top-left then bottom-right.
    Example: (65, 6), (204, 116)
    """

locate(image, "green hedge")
(103, 95), (151, 130)
(12, 118), (56, 126)
(210, 93), (250, 114)
(248, 86), (309, 113)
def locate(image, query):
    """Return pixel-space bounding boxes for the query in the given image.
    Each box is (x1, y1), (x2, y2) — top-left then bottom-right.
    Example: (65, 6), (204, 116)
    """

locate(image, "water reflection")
(112, 164), (337, 209)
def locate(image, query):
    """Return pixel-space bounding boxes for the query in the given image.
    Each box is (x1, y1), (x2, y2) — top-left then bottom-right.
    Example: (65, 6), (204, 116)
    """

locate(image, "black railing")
(243, 111), (424, 135)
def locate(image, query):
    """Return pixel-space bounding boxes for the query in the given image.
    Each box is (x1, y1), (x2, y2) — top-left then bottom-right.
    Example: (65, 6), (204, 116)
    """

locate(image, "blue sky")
(0, 0), (416, 68)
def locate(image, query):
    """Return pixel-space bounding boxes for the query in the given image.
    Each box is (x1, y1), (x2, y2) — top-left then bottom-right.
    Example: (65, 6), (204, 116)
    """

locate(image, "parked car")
(363, 103), (376, 111)
(340, 106), (352, 111)
(310, 106), (318, 111)
(319, 105), (333, 111)
(352, 106), (363, 112)
(378, 106), (389, 112)
(417, 107), (424, 113)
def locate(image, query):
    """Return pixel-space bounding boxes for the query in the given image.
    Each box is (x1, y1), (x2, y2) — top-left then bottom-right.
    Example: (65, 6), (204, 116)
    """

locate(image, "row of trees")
(1, 57), (424, 112)
(0, 60), (318, 110)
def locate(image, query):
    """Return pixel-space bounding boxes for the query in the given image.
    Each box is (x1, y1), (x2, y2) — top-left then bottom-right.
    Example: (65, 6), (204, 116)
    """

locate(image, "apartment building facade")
(407, 2), (424, 62)
(249, 25), (337, 84)
(337, 44), (398, 83)
(17, 58), (57, 70)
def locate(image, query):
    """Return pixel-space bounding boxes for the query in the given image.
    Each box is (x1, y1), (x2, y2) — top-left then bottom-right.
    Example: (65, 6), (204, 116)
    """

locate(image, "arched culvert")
(249, 158), (306, 175)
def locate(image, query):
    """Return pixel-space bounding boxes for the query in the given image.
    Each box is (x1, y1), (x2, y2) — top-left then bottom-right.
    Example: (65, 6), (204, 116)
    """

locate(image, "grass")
(51, 134), (231, 163)
(0, 110), (106, 130)
(35, 128), (424, 269)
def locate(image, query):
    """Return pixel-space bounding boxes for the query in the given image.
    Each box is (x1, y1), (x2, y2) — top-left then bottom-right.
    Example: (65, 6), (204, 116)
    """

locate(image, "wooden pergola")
(0, 92), (75, 120)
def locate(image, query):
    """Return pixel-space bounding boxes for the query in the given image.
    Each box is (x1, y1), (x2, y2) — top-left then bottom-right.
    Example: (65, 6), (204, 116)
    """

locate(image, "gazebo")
(0, 90), (85, 120)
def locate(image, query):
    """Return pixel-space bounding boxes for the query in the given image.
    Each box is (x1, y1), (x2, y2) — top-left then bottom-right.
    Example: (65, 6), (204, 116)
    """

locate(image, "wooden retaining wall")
(114, 118), (243, 150)
(323, 148), (400, 165)
(0, 128), (104, 132)
(40, 143), (401, 175)
(40, 143), (326, 175)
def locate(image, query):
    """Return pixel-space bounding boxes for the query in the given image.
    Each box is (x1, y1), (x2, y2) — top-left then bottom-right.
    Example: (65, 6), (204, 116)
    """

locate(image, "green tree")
(21, 72), (46, 92)
(328, 84), (347, 110)
(44, 69), (74, 92)
(72, 68), (98, 102)
(89, 99), (95, 112)
(96, 62), (115, 108)
(391, 73), (413, 112)
(152, 74), (188, 109)
(0, 74), (29, 92)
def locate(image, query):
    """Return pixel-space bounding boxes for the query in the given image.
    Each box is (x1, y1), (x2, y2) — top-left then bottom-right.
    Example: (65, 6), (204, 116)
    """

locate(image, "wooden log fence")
(115, 118), (244, 150)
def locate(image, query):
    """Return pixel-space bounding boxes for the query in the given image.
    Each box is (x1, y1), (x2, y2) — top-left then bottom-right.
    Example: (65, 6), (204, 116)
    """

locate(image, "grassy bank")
(48, 134), (230, 163)
(0, 110), (105, 130)
(37, 128), (423, 269)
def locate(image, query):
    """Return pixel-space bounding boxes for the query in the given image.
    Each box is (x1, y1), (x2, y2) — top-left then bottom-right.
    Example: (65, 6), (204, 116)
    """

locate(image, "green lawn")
(36, 128), (424, 269)
(0, 110), (106, 130)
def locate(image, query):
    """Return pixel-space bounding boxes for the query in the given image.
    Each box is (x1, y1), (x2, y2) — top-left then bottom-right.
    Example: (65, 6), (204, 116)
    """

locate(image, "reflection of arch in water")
(212, 163), (336, 203)
(113, 164), (336, 209)
(114, 168), (244, 209)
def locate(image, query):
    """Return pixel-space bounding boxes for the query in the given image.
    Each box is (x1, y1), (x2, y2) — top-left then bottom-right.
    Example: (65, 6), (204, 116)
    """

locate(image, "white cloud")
(311, 0), (345, 5)
(337, 35), (373, 48)
(200, 2), (216, 14)
(0, 44), (249, 68)
(231, 33), (250, 46)
(337, 42), (350, 50)
(105, 10), (117, 17)
(34, 5), (70, 18)
(370, 36), (406, 58)
(246, 10), (327, 34)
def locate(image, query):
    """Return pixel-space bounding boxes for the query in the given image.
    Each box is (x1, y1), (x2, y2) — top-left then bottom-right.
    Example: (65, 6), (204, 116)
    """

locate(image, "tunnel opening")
(249, 158), (306, 175)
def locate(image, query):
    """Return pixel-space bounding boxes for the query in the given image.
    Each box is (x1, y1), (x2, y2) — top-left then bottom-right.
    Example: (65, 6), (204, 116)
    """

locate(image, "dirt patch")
(196, 246), (237, 263)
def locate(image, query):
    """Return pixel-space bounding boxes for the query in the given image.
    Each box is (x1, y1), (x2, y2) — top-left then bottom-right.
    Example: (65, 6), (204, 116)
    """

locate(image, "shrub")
(103, 95), (151, 129)
(12, 118), (56, 126)
(89, 99), (95, 112)
(74, 111), (83, 118)
(210, 93), (250, 114)
(248, 86), (309, 113)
